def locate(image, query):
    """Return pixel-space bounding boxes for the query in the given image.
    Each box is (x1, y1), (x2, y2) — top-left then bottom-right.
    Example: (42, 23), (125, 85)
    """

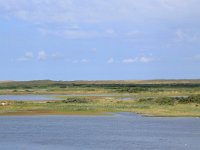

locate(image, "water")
(0, 94), (131, 101)
(0, 113), (200, 150)
(0, 95), (59, 101)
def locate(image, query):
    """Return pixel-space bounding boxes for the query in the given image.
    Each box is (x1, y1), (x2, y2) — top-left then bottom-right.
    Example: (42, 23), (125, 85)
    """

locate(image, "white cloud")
(122, 56), (155, 64)
(38, 27), (99, 39)
(38, 26), (122, 39)
(107, 57), (114, 64)
(17, 51), (34, 61)
(17, 51), (66, 62)
(38, 51), (47, 61)
(1, 0), (199, 24)
(1, 0), (200, 39)
(122, 58), (137, 64)
(71, 59), (90, 63)
(175, 29), (198, 42)
(139, 56), (154, 63)
(63, 30), (97, 39)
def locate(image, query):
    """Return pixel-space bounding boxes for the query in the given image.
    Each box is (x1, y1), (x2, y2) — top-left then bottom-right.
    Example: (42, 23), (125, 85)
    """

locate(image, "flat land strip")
(0, 80), (200, 117)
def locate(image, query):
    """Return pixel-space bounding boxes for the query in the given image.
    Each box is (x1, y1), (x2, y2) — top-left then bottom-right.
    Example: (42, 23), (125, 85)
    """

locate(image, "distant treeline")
(0, 80), (200, 90)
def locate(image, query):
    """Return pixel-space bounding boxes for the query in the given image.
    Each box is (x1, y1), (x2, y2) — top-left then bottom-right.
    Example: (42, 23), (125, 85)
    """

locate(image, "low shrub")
(62, 97), (90, 103)
(139, 95), (200, 105)
(117, 87), (149, 93)
(178, 95), (200, 104)
(154, 97), (175, 105)
(139, 97), (175, 105)
(138, 98), (154, 103)
(14, 101), (25, 104)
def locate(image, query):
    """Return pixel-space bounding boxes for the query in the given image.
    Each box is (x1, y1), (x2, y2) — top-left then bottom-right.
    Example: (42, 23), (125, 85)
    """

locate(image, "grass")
(0, 80), (200, 117)
(0, 97), (200, 117)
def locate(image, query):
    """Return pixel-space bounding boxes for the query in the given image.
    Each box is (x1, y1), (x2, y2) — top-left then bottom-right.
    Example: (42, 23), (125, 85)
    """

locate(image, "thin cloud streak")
(122, 56), (155, 64)
(1, 0), (200, 39)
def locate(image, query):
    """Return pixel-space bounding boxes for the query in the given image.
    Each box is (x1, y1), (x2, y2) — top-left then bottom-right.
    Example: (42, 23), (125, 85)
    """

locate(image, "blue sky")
(0, 0), (200, 81)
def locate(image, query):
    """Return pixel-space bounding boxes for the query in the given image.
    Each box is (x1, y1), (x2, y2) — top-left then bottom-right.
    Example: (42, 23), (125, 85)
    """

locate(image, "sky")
(0, 0), (200, 81)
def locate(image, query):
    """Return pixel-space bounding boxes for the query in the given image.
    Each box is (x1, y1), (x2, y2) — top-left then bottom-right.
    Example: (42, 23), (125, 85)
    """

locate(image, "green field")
(0, 80), (200, 117)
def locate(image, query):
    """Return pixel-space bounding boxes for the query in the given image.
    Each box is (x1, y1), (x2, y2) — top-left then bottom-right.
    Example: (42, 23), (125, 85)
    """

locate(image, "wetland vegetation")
(0, 80), (200, 117)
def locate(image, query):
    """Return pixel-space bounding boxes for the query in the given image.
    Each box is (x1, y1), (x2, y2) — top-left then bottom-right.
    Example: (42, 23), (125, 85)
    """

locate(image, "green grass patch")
(0, 97), (200, 117)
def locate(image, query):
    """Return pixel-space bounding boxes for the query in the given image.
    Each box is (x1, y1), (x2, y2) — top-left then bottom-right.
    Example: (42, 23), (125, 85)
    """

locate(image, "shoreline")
(0, 99), (200, 117)
(0, 111), (106, 116)
(0, 111), (200, 118)
(0, 108), (200, 117)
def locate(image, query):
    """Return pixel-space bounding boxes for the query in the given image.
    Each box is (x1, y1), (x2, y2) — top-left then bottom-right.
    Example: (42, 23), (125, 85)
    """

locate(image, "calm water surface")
(0, 94), (132, 101)
(0, 113), (200, 150)
(0, 95), (58, 101)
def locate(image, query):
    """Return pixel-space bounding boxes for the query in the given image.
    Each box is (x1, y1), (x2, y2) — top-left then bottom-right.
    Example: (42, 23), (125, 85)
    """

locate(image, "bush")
(139, 97), (175, 105)
(118, 87), (148, 93)
(14, 101), (25, 104)
(138, 98), (154, 103)
(62, 97), (89, 103)
(178, 95), (200, 104)
(154, 97), (175, 105)
(139, 95), (200, 105)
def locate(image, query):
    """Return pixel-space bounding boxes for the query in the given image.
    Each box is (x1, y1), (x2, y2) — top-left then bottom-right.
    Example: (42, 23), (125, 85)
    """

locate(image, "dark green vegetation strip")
(1, 80), (200, 89)
(139, 95), (200, 105)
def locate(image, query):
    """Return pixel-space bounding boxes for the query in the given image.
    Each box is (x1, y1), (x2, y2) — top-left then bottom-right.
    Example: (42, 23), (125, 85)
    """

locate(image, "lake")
(0, 94), (132, 101)
(0, 113), (200, 150)
(0, 95), (58, 101)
